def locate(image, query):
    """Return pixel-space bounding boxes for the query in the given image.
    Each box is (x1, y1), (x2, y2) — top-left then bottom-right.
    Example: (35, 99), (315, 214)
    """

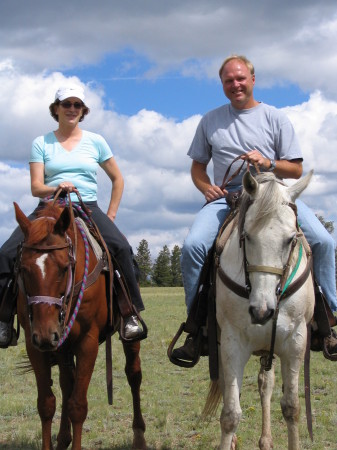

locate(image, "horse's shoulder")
(216, 212), (238, 256)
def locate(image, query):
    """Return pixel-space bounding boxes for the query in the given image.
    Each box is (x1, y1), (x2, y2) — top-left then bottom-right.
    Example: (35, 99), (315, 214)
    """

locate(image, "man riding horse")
(171, 54), (337, 364)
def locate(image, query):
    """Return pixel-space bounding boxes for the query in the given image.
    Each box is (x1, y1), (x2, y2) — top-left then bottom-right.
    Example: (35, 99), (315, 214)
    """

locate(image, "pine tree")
(170, 245), (183, 286)
(152, 245), (172, 286)
(135, 239), (152, 286)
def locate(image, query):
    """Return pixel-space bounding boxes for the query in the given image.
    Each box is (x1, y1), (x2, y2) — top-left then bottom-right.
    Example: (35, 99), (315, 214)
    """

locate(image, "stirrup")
(119, 309), (148, 343)
(323, 329), (337, 362)
(167, 323), (203, 368)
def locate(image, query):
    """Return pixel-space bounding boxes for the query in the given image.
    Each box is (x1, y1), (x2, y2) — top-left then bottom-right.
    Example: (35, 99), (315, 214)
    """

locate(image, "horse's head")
(14, 202), (73, 351)
(240, 170), (313, 325)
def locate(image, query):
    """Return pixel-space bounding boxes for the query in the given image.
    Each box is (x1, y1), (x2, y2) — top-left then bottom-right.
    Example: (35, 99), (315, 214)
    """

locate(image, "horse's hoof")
(231, 433), (237, 450)
(132, 428), (147, 450)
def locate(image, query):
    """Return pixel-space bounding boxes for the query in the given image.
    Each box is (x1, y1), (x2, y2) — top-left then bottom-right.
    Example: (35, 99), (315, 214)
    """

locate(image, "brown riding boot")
(0, 318), (17, 348)
(171, 332), (208, 362)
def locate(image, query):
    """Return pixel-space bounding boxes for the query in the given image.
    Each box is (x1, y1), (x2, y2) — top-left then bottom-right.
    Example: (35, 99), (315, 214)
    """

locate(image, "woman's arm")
(30, 162), (77, 198)
(30, 162), (57, 198)
(100, 157), (124, 222)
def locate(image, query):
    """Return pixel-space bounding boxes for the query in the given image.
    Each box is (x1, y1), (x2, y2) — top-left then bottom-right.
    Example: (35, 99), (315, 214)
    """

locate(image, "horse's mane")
(238, 173), (286, 236)
(27, 203), (65, 245)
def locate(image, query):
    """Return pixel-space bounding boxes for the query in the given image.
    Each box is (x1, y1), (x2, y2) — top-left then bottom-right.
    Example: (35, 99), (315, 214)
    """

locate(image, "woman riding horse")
(0, 84), (145, 346)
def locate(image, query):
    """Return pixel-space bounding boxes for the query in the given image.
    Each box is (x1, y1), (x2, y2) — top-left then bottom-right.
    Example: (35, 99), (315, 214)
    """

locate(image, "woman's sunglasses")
(60, 101), (84, 109)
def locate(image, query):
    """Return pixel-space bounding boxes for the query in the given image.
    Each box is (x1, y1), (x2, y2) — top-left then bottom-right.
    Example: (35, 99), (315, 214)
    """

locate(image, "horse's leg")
(218, 331), (249, 450)
(67, 338), (99, 450)
(258, 358), (275, 450)
(26, 344), (56, 450)
(56, 353), (76, 450)
(122, 340), (146, 450)
(279, 332), (305, 450)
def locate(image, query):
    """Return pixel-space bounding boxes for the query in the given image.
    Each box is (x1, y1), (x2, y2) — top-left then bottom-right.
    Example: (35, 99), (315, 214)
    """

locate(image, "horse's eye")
(286, 234), (296, 245)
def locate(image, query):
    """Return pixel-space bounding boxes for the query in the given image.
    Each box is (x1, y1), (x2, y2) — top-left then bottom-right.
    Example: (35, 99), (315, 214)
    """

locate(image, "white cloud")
(0, 71), (337, 255)
(1, 1), (337, 96)
(1, 1), (337, 255)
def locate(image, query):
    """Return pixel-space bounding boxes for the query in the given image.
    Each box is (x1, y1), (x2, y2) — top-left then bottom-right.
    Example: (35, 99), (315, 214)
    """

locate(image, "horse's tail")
(201, 380), (222, 419)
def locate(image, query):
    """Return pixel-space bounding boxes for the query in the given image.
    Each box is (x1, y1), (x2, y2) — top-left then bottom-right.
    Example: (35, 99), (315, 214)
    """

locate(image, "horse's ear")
(287, 170), (313, 202)
(243, 171), (259, 197)
(54, 207), (71, 236)
(14, 202), (31, 237)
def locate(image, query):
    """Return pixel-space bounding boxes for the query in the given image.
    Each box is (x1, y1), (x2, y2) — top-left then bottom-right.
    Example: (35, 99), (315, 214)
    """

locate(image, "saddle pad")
(75, 217), (109, 270)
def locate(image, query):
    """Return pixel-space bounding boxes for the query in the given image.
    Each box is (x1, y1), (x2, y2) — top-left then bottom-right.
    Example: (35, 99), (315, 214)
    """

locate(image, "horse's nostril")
(249, 306), (274, 325)
(32, 334), (38, 346)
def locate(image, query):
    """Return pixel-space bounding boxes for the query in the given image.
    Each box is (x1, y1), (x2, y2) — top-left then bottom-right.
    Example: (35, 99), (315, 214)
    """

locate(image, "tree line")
(135, 239), (183, 287)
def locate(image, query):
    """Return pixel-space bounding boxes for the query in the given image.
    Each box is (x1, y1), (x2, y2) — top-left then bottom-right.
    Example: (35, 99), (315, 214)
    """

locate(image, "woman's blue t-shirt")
(30, 130), (113, 202)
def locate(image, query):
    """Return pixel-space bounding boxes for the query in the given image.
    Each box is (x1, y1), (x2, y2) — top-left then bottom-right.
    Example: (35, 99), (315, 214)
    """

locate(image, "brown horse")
(14, 201), (146, 450)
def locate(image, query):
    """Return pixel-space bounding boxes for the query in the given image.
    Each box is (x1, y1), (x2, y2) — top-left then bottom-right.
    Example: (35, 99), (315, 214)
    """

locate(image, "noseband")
(239, 202), (302, 299)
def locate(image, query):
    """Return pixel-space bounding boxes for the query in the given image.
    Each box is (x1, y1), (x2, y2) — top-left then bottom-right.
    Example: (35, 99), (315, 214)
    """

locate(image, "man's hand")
(241, 149), (271, 170)
(204, 185), (227, 203)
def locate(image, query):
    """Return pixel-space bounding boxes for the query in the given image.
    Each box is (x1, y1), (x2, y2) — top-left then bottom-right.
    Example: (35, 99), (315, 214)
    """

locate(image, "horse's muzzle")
(249, 306), (274, 325)
(32, 331), (60, 351)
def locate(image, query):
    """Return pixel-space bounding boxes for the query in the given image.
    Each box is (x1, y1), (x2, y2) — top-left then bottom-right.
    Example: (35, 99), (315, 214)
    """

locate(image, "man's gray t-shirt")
(188, 102), (303, 187)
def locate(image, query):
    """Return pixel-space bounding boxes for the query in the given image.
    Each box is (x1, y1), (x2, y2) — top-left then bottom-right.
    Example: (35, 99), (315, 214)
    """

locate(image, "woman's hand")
(57, 182), (78, 193)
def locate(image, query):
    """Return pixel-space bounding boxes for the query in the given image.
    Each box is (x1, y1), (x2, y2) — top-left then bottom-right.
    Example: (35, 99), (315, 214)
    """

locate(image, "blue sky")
(63, 52), (310, 120)
(0, 0), (337, 257)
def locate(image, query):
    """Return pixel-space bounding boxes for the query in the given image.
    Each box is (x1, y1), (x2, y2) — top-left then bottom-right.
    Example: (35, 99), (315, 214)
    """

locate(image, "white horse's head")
(240, 170), (313, 324)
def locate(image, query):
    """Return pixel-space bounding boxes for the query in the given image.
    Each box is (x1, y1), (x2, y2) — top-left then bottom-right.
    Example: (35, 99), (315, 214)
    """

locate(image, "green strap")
(281, 242), (303, 296)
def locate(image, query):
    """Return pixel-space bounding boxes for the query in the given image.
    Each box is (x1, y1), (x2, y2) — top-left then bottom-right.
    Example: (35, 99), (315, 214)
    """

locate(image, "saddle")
(74, 214), (147, 343)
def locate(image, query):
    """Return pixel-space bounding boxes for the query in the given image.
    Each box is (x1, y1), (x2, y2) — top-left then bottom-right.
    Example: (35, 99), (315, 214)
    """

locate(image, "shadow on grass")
(0, 441), (176, 450)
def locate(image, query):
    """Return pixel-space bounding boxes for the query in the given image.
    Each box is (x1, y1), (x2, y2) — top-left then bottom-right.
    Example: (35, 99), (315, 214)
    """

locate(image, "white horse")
(204, 170), (315, 450)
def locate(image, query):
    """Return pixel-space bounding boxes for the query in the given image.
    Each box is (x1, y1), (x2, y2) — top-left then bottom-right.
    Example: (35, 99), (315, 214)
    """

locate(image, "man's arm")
(242, 150), (303, 179)
(191, 160), (226, 202)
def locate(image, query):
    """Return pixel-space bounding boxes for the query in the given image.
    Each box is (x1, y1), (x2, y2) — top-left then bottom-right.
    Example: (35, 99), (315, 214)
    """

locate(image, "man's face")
(220, 59), (255, 109)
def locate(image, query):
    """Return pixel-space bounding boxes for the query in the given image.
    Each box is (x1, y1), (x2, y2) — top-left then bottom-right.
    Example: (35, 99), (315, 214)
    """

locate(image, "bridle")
(215, 177), (313, 371)
(17, 230), (76, 330)
(240, 202), (302, 298)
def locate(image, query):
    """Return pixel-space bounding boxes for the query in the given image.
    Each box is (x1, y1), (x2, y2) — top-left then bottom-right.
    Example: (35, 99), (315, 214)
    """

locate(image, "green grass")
(0, 287), (336, 449)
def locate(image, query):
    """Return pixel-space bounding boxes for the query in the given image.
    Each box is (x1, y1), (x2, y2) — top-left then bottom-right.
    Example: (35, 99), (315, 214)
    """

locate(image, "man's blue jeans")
(181, 197), (337, 313)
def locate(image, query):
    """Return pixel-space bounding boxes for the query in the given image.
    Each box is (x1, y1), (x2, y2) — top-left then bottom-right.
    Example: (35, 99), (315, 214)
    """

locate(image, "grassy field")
(0, 287), (336, 449)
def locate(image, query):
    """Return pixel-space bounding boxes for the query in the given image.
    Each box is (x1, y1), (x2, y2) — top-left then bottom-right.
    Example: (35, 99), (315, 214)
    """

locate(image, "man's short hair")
(219, 55), (255, 79)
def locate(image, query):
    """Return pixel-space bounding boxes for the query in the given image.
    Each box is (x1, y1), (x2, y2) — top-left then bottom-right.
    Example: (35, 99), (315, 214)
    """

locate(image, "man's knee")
(181, 235), (206, 267)
(312, 232), (336, 254)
